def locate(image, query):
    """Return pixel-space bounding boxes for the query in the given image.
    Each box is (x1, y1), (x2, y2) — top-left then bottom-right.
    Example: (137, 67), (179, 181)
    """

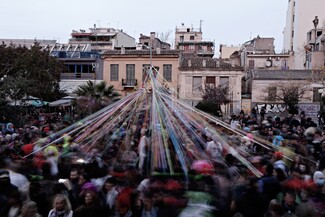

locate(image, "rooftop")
(252, 70), (323, 80)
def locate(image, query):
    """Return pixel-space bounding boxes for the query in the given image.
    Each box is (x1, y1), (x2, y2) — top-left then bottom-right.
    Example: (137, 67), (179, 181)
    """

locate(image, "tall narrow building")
(283, 0), (325, 69)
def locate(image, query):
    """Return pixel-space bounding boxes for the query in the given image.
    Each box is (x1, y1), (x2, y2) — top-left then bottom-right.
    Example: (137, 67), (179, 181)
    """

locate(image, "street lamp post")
(313, 16), (319, 51)
(313, 16), (322, 127)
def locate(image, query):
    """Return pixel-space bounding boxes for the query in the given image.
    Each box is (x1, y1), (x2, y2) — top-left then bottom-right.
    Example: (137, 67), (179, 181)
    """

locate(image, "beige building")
(174, 23), (214, 57)
(230, 37), (293, 94)
(219, 44), (240, 59)
(139, 32), (171, 50)
(305, 26), (325, 70)
(251, 70), (321, 119)
(178, 57), (243, 114)
(102, 49), (180, 96)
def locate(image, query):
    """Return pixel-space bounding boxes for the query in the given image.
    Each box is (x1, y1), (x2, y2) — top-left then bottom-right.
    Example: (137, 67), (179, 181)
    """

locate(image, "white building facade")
(283, 0), (325, 69)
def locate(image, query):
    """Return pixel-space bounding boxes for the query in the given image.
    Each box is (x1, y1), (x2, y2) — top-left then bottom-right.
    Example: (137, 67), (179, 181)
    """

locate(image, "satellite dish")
(266, 59), (272, 67)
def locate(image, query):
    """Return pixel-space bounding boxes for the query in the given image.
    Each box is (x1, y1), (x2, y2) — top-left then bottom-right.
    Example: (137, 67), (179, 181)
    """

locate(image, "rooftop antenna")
(96, 20), (102, 28)
(200, 20), (203, 32)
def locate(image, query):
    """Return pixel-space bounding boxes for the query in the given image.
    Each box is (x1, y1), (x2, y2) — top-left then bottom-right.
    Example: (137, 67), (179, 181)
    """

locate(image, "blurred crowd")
(0, 109), (325, 217)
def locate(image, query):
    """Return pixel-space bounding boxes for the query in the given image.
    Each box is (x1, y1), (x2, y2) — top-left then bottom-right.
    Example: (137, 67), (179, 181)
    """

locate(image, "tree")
(158, 30), (172, 44)
(73, 80), (120, 115)
(0, 42), (65, 126)
(0, 42), (65, 102)
(195, 84), (231, 116)
(263, 81), (309, 115)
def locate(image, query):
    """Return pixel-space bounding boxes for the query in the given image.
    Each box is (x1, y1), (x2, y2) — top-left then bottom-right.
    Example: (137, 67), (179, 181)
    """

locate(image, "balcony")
(60, 73), (96, 80)
(122, 79), (137, 87)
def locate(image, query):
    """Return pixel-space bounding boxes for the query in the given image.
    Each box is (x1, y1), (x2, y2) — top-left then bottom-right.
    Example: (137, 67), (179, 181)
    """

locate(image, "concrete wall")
(220, 45), (240, 59)
(178, 69), (243, 114)
(115, 31), (136, 48)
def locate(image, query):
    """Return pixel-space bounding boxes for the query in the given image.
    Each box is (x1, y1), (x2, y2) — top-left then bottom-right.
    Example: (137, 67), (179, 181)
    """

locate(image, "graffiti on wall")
(255, 103), (320, 120)
(299, 104), (320, 121)
(256, 104), (287, 114)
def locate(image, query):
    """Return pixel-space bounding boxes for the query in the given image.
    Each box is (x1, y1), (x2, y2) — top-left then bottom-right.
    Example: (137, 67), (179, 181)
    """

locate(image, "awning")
(49, 99), (72, 107)
(7, 97), (48, 107)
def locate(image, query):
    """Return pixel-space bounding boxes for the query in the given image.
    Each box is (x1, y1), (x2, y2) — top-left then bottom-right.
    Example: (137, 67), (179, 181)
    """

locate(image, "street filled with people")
(1, 69), (325, 217)
(1, 105), (325, 217)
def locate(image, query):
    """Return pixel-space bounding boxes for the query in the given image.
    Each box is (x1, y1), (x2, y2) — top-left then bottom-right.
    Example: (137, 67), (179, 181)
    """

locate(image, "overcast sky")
(0, 0), (288, 52)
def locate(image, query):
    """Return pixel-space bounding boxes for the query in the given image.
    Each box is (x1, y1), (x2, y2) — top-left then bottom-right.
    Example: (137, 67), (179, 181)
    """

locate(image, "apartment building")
(69, 25), (136, 53)
(102, 48), (180, 96)
(283, 0), (325, 69)
(174, 23), (214, 58)
(178, 57), (243, 115)
(305, 26), (325, 70)
(139, 32), (171, 50)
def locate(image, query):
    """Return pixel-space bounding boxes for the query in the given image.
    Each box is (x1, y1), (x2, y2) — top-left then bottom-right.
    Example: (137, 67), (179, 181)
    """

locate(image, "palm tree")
(74, 80), (120, 105)
(74, 81), (120, 115)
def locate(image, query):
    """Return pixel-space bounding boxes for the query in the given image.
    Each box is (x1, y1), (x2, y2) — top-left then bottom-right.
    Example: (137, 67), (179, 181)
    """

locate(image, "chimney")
(202, 59), (206, 67)
(188, 59), (192, 67)
(150, 32), (156, 39)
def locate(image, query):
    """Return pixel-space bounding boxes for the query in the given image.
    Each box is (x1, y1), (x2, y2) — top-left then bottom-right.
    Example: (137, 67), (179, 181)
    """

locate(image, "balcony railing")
(122, 79), (137, 86)
(60, 73), (95, 80)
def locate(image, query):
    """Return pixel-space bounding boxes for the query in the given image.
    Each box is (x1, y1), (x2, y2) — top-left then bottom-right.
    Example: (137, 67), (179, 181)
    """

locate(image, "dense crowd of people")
(0, 108), (325, 217)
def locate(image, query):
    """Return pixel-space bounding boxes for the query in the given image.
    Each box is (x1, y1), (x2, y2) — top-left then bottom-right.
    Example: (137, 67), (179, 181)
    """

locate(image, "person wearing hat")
(0, 169), (19, 216)
(273, 152), (289, 179)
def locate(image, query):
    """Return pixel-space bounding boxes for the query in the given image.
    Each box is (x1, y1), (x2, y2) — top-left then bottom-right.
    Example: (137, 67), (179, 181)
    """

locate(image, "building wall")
(178, 69), (243, 114)
(283, 0), (325, 69)
(103, 55), (179, 96)
(175, 25), (202, 46)
(251, 80), (313, 103)
(219, 45), (240, 59)
(310, 51), (325, 69)
(115, 31), (136, 48)
(245, 55), (292, 70)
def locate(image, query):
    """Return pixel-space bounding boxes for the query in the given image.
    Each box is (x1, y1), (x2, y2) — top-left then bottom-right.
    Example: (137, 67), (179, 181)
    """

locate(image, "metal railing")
(122, 79), (137, 86)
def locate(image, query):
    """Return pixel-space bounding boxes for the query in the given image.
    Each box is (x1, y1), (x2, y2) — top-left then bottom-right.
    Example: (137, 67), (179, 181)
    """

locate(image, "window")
(219, 76), (229, 87)
(142, 64), (150, 82)
(190, 35), (194, 40)
(248, 60), (255, 69)
(163, 64), (172, 82)
(206, 76), (215, 85)
(67, 65), (75, 73)
(193, 76), (202, 93)
(180, 36), (184, 42)
(189, 45), (195, 50)
(126, 64), (135, 80)
(313, 88), (322, 102)
(268, 87), (277, 101)
(76, 65), (81, 73)
(110, 64), (119, 81)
